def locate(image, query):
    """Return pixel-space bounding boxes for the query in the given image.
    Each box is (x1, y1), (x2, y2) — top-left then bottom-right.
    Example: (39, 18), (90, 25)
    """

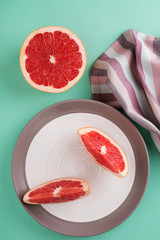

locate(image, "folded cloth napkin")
(90, 29), (160, 152)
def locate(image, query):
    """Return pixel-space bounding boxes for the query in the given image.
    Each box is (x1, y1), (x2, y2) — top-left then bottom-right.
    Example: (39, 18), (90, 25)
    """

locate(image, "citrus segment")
(20, 26), (87, 92)
(23, 178), (90, 204)
(78, 127), (129, 177)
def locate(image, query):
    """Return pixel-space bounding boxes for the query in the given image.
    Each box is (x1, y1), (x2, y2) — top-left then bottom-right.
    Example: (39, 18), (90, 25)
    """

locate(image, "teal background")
(0, 0), (160, 239)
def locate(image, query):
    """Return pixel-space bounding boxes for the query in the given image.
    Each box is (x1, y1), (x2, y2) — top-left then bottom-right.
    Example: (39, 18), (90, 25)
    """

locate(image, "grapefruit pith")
(78, 127), (129, 178)
(23, 177), (90, 204)
(20, 26), (87, 93)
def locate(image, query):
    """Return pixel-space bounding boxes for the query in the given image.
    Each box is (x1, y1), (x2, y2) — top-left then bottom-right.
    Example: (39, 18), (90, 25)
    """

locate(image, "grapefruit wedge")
(78, 127), (129, 178)
(23, 178), (90, 204)
(20, 26), (87, 92)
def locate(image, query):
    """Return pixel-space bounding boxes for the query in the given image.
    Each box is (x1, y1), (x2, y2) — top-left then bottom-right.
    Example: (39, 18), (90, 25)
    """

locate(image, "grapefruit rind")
(23, 177), (90, 204)
(78, 127), (129, 178)
(20, 26), (87, 93)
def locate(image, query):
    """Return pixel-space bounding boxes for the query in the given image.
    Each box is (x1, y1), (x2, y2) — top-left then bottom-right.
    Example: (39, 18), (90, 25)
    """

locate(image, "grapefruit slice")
(23, 178), (90, 204)
(78, 127), (129, 178)
(20, 26), (87, 93)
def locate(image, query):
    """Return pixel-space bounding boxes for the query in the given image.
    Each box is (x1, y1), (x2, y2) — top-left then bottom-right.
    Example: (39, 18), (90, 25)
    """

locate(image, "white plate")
(26, 113), (135, 222)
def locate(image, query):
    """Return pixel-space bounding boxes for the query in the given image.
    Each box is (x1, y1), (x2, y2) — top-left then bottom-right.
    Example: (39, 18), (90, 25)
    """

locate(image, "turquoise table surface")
(0, 0), (160, 239)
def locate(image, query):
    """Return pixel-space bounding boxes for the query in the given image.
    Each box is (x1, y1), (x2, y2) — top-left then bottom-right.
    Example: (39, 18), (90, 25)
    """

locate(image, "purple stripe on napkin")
(92, 93), (117, 103)
(153, 37), (160, 59)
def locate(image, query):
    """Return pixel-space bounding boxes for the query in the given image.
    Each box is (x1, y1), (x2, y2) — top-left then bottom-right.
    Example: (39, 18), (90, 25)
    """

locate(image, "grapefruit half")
(23, 177), (90, 204)
(20, 26), (87, 92)
(78, 127), (129, 178)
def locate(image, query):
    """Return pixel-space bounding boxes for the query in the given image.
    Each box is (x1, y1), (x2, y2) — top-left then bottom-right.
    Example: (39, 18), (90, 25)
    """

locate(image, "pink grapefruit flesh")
(23, 178), (90, 204)
(78, 127), (129, 177)
(20, 26), (87, 92)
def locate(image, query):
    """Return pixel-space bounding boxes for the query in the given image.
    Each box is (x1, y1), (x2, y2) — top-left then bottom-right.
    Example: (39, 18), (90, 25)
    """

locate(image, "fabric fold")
(90, 29), (160, 152)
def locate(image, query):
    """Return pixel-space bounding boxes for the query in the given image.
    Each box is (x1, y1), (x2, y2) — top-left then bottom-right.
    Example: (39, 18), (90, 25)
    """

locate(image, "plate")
(11, 99), (149, 236)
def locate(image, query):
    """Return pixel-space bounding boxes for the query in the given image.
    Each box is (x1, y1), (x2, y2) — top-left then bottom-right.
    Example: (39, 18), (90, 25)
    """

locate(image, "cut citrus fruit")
(78, 127), (129, 178)
(23, 177), (90, 204)
(20, 26), (87, 93)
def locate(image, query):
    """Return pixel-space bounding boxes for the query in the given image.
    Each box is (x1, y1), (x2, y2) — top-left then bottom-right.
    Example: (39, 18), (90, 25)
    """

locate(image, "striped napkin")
(90, 29), (160, 152)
